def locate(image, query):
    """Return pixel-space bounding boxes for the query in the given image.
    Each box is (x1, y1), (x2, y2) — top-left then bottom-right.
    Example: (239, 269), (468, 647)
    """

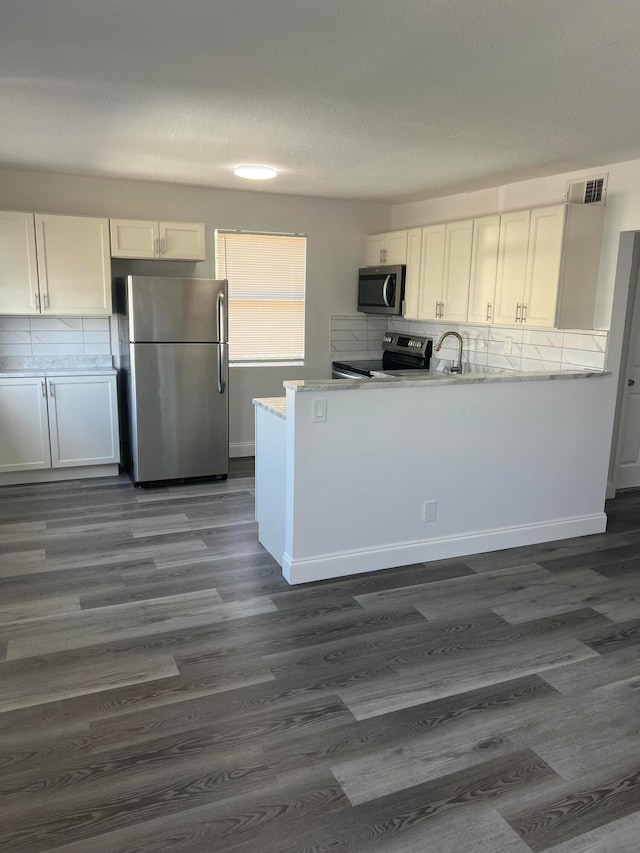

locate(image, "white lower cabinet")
(0, 374), (119, 474)
(0, 377), (51, 472)
(47, 375), (119, 467)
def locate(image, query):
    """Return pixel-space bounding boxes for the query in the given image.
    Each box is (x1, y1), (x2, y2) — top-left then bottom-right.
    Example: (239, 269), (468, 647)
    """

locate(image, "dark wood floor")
(2, 462), (640, 851)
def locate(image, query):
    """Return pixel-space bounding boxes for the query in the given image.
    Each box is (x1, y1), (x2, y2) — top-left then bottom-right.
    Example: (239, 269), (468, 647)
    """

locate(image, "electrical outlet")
(504, 336), (513, 354)
(423, 500), (437, 523)
(313, 399), (327, 423)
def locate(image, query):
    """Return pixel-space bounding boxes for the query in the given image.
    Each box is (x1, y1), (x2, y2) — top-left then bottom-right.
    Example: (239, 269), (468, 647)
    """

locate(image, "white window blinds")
(215, 230), (306, 363)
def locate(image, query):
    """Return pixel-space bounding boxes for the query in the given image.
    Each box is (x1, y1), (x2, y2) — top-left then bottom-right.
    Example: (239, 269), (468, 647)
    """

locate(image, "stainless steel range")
(332, 333), (433, 379)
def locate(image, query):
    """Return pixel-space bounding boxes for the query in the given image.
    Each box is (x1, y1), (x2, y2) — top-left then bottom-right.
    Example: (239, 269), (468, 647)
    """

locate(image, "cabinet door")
(35, 215), (112, 316)
(385, 230), (408, 265)
(110, 219), (159, 259)
(467, 215), (500, 324)
(47, 375), (119, 468)
(0, 377), (51, 471)
(366, 235), (384, 266)
(403, 227), (422, 319)
(441, 220), (473, 322)
(493, 210), (531, 325)
(418, 224), (446, 320)
(159, 221), (206, 261)
(0, 211), (40, 315)
(523, 205), (565, 328)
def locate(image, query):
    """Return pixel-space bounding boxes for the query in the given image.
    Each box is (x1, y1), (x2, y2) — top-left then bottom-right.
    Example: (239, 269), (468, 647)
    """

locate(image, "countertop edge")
(0, 369), (117, 378)
(253, 397), (287, 419)
(284, 370), (611, 392)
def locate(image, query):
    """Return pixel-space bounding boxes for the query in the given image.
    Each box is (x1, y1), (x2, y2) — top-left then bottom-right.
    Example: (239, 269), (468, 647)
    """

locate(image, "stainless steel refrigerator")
(115, 275), (228, 486)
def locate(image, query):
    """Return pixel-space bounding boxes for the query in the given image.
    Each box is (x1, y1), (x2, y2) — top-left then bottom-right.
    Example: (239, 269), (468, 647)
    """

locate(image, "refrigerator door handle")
(217, 289), (227, 343)
(218, 344), (227, 394)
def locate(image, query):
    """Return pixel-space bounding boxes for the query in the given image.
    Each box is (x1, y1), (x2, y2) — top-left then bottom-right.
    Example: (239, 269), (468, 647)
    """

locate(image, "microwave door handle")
(382, 274), (392, 307)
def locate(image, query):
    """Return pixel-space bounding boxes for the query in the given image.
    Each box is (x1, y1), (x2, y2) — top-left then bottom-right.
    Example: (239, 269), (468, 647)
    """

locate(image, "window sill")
(230, 361), (305, 368)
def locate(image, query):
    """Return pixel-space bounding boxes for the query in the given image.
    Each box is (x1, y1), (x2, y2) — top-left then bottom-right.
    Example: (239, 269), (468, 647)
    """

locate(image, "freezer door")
(127, 276), (228, 343)
(129, 343), (228, 483)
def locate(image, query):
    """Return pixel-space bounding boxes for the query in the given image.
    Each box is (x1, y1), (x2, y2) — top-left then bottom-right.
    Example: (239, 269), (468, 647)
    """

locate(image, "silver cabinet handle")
(35, 292), (41, 312)
(435, 301), (440, 318)
(486, 302), (492, 322)
(217, 343), (227, 394)
(41, 381), (46, 397)
(515, 303), (522, 323)
(43, 292), (49, 311)
(49, 382), (55, 397)
(440, 301), (445, 318)
(154, 237), (160, 257)
(161, 238), (166, 255)
(629, 379), (635, 387)
(521, 303), (527, 323)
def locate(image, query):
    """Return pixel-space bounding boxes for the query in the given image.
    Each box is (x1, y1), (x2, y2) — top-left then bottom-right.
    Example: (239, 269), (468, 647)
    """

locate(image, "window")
(215, 230), (306, 363)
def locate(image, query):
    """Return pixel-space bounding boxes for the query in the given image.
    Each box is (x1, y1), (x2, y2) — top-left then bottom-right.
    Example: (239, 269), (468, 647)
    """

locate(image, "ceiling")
(2, 0), (640, 203)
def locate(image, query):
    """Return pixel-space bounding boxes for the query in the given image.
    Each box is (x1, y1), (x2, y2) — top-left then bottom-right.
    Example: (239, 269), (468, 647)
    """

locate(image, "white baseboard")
(0, 464), (120, 487)
(230, 442), (255, 458)
(282, 513), (608, 585)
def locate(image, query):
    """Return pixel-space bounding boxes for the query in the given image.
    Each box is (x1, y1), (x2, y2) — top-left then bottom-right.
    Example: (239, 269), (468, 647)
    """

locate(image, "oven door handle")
(332, 368), (365, 379)
(382, 274), (392, 307)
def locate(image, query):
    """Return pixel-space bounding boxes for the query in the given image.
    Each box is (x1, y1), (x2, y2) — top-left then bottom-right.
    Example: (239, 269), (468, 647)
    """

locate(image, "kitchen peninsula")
(254, 369), (612, 585)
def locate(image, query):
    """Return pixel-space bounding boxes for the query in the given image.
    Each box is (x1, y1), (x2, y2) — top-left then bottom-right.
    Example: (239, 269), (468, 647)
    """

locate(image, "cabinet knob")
(629, 379), (635, 387)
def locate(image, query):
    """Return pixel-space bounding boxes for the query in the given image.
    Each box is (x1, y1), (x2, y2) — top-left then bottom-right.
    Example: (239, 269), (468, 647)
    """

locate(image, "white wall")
(0, 167), (390, 453)
(283, 376), (612, 583)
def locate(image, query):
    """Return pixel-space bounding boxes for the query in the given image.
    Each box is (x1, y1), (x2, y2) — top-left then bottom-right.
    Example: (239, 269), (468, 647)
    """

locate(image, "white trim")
(0, 464), (119, 487)
(281, 513), (607, 585)
(606, 481), (616, 500)
(230, 442), (255, 458)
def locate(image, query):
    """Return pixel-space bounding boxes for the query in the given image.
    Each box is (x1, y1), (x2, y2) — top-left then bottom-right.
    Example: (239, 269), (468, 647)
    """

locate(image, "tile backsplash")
(0, 317), (112, 357)
(331, 314), (607, 373)
(331, 314), (389, 362)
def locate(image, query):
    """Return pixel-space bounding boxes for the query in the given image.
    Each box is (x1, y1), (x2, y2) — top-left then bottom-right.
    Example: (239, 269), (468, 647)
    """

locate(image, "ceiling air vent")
(566, 175), (607, 205)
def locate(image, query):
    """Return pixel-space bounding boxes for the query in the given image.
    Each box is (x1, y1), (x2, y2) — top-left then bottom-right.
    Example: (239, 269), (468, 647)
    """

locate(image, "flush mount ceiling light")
(234, 164), (278, 180)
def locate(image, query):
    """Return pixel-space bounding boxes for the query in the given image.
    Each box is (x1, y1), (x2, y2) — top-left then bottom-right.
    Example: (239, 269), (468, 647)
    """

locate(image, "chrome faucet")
(434, 331), (464, 374)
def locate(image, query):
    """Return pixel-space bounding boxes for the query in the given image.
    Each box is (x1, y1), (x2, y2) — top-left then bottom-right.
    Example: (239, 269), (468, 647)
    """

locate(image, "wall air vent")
(566, 175), (607, 205)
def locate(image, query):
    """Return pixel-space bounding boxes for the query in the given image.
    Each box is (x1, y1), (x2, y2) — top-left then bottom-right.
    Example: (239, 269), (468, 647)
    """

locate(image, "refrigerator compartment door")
(127, 277), (228, 343)
(129, 343), (228, 483)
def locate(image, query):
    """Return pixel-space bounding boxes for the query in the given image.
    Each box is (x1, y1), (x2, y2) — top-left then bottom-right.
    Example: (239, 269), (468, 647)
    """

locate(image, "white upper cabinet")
(35, 214), (112, 316)
(523, 205), (566, 327)
(415, 221), (471, 322)
(372, 202), (604, 330)
(0, 211), (39, 315)
(418, 223), (446, 320)
(110, 219), (158, 259)
(525, 203), (605, 330)
(441, 219), (473, 322)
(365, 230), (408, 266)
(0, 377), (51, 472)
(467, 215), (500, 324)
(494, 203), (604, 329)
(110, 219), (206, 260)
(493, 210), (531, 325)
(403, 228), (423, 319)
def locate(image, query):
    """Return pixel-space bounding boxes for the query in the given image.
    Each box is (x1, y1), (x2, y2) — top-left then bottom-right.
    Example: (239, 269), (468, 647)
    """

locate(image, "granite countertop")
(284, 369), (610, 392)
(0, 368), (116, 378)
(253, 397), (287, 419)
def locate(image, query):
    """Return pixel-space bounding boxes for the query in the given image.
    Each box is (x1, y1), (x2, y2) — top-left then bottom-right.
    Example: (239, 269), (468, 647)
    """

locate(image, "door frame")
(610, 231), (640, 495)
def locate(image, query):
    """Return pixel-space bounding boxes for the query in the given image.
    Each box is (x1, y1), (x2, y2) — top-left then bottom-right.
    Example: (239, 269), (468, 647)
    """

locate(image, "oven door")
(358, 265), (405, 315)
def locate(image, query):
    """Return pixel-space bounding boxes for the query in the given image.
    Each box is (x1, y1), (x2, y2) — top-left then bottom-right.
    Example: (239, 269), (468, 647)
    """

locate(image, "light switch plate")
(313, 399), (328, 423)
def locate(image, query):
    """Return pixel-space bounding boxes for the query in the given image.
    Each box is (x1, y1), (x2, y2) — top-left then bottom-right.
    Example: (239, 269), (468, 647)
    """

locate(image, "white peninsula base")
(254, 370), (612, 586)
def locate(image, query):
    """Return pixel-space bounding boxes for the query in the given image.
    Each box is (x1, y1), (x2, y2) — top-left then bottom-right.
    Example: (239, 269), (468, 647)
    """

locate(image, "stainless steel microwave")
(357, 265), (405, 315)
